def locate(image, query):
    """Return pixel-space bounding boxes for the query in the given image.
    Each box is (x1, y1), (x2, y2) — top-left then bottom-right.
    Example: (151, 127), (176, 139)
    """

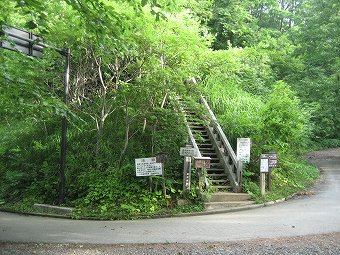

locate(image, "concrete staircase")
(180, 96), (254, 210)
(205, 192), (254, 210)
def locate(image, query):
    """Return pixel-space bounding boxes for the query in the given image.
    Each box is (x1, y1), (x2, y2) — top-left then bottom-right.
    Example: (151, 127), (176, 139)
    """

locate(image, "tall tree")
(292, 0), (340, 140)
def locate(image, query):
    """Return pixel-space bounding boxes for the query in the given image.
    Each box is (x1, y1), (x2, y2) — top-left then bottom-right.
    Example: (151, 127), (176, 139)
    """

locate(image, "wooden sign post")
(261, 152), (278, 191)
(180, 145), (197, 192)
(194, 157), (211, 193)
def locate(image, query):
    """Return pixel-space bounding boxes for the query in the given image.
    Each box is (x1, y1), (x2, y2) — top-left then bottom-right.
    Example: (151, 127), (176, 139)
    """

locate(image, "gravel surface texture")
(1, 232), (339, 255)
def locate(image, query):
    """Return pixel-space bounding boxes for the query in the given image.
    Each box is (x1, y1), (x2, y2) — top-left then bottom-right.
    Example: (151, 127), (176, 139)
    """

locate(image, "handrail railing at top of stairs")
(200, 95), (243, 190)
(175, 96), (210, 191)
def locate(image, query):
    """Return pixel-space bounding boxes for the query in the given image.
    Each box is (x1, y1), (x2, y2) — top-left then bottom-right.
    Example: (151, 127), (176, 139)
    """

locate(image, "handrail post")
(237, 160), (243, 191)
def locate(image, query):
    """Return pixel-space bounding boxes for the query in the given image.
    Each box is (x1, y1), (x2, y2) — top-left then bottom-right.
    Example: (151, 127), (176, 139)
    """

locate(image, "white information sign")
(135, 157), (162, 176)
(180, 147), (197, 157)
(260, 158), (269, 173)
(237, 138), (251, 163)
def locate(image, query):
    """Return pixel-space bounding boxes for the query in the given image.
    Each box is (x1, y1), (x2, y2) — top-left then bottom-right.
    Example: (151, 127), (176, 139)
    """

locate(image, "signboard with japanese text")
(135, 157), (162, 176)
(180, 147), (197, 157)
(194, 157), (211, 169)
(237, 138), (251, 163)
(262, 152), (278, 168)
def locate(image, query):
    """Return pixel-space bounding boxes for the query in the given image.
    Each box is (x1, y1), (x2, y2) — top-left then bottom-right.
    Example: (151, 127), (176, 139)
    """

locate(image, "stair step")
(202, 154), (217, 158)
(207, 168), (224, 173)
(200, 135), (210, 138)
(191, 127), (205, 130)
(201, 147), (217, 151)
(198, 143), (213, 147)
(190, 125), (205, 129)
(193, 135), (209, 140)
(209, 162), (222, 167)
(210, 179), (229, 183)
(205, 201), (255, 211)
(204, 153), (217, 157)
(211, 185), (232, 190)
(208, 173), (227, 177)
(192, 128), (207, 133)
(202, 155), (216, 159)
(194, 130), (208, 134)
(209, 192), (251, 202)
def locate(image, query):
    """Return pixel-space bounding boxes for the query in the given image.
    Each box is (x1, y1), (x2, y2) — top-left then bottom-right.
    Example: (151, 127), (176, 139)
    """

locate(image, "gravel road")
(1, 232), (339, 255)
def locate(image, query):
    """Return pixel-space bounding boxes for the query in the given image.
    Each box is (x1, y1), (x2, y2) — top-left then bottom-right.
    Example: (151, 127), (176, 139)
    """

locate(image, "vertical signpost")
(193, 157), (211, 193)
(156, 152), (168, 198)
(180, 145), (197, 191)
(260, 152), (278, 196)
(260, 157), (269, 196)
(1, 25), (71, 204)
(262, 152), (278, 191)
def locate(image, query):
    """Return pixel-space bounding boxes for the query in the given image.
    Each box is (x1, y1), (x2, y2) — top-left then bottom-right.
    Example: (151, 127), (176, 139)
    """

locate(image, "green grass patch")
(243, 156), (320, 203)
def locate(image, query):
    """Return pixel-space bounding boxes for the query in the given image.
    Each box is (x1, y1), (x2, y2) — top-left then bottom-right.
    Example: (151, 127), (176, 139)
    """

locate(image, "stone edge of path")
(0, 196), (293, 220)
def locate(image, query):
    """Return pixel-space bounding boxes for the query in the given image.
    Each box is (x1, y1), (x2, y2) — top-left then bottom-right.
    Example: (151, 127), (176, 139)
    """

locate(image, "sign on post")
(180, 147), (197, 157)
(261, 152), (278, 192)
(135, 157), (162, 177)
(260, 158), (269, 173)
(237, 138), (251, 163)
(194, 157), (211, 169)
(262, 152), (278, 168)
(1, 25), (43, 57)
(259, 156), (269, 196)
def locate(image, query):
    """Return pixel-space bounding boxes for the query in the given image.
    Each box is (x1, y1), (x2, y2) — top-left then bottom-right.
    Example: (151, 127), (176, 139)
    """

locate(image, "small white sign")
(180, 147), (197, 157)
(260, 158), (269, 173)
(135, 157), (162, 176)
(237, 138), (251, 163)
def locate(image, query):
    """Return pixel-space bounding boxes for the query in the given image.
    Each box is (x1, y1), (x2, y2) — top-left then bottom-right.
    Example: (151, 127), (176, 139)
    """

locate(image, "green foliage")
(243, 156), (319, 202)
(290, 0), (340, 141)
(260, 81), (311, 151)
(0, 121), (60, 204)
